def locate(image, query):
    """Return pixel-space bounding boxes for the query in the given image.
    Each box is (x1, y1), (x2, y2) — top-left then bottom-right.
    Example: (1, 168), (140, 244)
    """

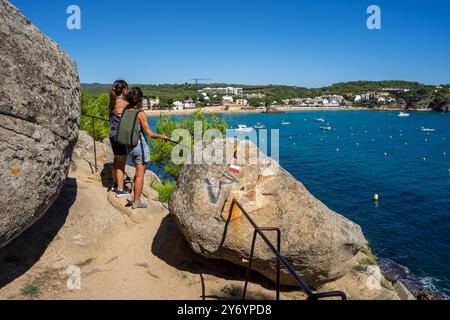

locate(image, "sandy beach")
(144, 105), (371, 117)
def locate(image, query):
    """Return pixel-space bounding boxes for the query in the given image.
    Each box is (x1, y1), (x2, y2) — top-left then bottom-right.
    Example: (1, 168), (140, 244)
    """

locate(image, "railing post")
(91, 117), (98, 172)
(242, 230), (258, 300)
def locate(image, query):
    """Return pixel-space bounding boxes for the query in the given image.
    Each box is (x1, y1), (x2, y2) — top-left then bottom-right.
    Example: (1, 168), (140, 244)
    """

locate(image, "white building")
(173, 101), (183, 110)
(142, 98), (149, 109)
(222, 95), (234, 104)
(149, 97), (160, 108)
(236, 99), (248, 106)
(201, 87), (243, 96)
(354, 95), (362, 102)
(183, 99), (196, 109)
(246, 93), (266, 99)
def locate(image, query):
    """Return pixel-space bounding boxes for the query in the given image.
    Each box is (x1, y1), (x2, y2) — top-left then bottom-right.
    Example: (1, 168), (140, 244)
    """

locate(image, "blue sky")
(9, 0), (450, 87)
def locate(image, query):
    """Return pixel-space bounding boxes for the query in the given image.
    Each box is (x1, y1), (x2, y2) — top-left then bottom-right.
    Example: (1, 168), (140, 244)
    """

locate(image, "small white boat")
(420, 127), (436, 132)
(281, 121), (291, 125)
(398, 112), (410, 117)
(315, 117), (325, 123)
(254, 123), (265, 129)
(234, 124), (253, 133)
(320, 126), (332, 131)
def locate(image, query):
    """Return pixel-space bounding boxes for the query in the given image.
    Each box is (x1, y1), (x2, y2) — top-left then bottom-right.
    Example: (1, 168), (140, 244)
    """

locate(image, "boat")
(254, 123), (265, 129)
(281, 121), (291, 125)
(315, 117), (325, 123)
(420, 127), (436, 132)
(320, 126), (332, 131)
(234, 125), (253, 133)
(398, 112), (410, 117)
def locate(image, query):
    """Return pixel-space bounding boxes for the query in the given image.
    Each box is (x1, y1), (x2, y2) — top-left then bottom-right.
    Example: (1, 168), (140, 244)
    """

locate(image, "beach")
(144, 105), (370, 117)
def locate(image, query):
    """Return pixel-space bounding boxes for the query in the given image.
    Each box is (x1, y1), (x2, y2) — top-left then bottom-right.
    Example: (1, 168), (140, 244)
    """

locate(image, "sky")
(9, 0), (450, 87)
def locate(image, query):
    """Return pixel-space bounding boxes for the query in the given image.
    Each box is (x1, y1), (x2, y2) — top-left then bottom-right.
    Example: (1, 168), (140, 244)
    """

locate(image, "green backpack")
(116, 108), (144, 149)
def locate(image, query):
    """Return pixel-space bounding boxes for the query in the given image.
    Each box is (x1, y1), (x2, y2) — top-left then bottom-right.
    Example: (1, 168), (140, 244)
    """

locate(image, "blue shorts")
(130, 138), (150, 165)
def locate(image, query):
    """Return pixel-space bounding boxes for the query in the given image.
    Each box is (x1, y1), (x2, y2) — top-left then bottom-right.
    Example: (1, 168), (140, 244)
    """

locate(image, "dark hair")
(109, 80), (129, 114)
(126, 87), (144, 109)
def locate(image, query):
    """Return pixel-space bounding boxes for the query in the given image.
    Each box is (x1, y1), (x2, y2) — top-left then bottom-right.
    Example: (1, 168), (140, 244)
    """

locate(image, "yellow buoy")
(448, 168), (450, 173)
(374, 194), (379, 201)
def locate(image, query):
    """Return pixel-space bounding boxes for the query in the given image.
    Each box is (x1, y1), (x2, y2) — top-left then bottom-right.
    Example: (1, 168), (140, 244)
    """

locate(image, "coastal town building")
(149, 97), (160, 108)
(222, 95), (234, 104)
(142, 97), (160, 110)
(183, 99), (196, 109)
(236, 99), (248, 106)
(246, 93), (266, 99)
(382, 88), (411, 93)
(142, 98), (149, 109)
(200, 87), (243, 96)
(173, 101), (183, 110)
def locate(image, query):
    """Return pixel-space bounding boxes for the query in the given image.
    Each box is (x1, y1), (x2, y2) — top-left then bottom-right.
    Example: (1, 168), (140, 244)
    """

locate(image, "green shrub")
(359, 245), (378, 266)
(150, 180), (177, 203)
(21, 283), (40, 297)
(80, 89), (110, 141)
(150, 111), (227, 179)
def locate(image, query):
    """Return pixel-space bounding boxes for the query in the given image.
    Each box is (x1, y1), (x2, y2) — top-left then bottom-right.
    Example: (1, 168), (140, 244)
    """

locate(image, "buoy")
(336, 148), (340, 152)
(384, 152), (388, 156)
(423, 157), (427, 161)
(374, 194), (379, 201)
(448, 168), (450, 173)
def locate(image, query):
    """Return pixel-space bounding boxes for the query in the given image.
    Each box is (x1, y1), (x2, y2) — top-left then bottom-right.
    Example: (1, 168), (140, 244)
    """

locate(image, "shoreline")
(144, 105), (435, 117)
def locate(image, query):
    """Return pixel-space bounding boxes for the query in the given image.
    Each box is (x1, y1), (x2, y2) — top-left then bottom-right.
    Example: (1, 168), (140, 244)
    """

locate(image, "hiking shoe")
(132, 201), (147, 209)
(115, 188), (130, 198)
(126, 195), (134, 205)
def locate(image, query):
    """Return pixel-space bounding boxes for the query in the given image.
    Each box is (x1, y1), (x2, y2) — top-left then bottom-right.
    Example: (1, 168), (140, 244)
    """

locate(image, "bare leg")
(112, 158), (118, 187)
(133, 163), (146, 204)
(115, 155), (127, 190)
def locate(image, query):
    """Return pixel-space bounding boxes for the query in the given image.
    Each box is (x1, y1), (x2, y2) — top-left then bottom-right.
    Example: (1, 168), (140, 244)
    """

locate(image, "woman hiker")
(125, 87), (169, 209)
(109, 80), (130, 197)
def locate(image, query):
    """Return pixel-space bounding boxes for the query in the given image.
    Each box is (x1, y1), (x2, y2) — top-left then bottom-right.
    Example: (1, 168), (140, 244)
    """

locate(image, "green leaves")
(80, 89), (110, 141)
(150, 111), (227, 179)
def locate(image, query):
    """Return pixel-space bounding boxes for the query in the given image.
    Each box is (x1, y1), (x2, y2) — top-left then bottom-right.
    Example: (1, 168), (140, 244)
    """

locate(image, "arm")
(138, 112), (169, 141)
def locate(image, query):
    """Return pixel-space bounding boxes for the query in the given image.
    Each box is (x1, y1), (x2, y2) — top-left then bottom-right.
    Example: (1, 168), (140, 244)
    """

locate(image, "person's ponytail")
(109, 80), (129, 114)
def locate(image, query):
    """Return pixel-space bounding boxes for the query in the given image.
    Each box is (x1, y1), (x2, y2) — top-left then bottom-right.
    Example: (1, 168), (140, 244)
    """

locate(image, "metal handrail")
(232, 200), (347, 301)
(80, 113), (109, 172)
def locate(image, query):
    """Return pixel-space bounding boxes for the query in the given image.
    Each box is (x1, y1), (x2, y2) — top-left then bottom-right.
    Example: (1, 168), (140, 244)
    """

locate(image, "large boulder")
(0, 1), (80, 248)
(169, 140), (368, 286)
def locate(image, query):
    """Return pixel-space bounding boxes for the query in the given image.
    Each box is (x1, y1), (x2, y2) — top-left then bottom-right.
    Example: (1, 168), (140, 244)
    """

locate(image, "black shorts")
(109, 137), (127, 156)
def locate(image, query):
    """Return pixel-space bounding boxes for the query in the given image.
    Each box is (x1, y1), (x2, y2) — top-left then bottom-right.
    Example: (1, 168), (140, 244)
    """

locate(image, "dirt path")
(0, 146), (406, 300)
(0, 157), (303, 300)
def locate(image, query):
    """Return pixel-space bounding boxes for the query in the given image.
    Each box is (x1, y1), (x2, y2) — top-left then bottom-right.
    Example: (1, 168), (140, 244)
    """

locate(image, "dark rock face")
(0, 0), (80, 248)
(169, 140), (367, 287)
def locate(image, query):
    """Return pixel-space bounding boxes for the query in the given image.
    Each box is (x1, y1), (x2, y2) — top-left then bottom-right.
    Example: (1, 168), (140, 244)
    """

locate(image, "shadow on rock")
(0, 178), (77, 288)
(152, 214), (280, 299)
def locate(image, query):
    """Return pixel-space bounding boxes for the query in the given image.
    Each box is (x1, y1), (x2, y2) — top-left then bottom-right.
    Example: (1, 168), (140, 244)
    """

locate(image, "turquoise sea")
(149, 110), (450, 296)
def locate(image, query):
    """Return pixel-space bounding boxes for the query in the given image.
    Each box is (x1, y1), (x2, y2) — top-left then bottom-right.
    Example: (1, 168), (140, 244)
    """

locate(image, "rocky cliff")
(0, 0), (80, 248)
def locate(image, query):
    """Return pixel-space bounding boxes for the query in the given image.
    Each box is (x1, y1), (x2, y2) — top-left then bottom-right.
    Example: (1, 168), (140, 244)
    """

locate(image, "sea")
(148, 110), (450, 297)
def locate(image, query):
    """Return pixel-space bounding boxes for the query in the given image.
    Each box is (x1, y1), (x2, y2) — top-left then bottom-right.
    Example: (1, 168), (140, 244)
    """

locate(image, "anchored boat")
(420, 127), (436, 132)
(234, 124), (253, 133)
